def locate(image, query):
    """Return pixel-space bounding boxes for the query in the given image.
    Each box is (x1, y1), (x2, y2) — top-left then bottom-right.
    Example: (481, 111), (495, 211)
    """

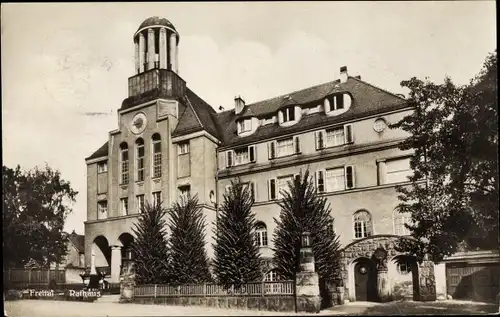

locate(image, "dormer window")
(324, 93), (352, 115)
(282, 107), (295, 122)
(237, 118), (252, 134)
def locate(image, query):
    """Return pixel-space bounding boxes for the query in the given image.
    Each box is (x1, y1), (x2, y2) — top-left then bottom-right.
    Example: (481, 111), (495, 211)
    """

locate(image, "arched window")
(151, 133), (162, 178)
(120, 142), (129, 184)
(255, 222), (268, 247)
(394, 209), (412, 236)
(264, 270), (277, 282)
(353, 210), (373, 239)
(135, 138), (145, 182)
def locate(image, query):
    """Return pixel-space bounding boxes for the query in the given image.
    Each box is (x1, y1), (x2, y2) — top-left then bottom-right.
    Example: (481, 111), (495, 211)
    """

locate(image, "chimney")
(218, 106), (225, 111)
(340, 66), (348, 83)
(354, 75), (361, 80)
(234, 96), (245, 115)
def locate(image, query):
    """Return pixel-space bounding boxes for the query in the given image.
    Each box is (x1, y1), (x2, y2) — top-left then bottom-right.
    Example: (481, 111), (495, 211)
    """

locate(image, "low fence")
(4, 268), (66, 289)
(131, 281), (296, 312)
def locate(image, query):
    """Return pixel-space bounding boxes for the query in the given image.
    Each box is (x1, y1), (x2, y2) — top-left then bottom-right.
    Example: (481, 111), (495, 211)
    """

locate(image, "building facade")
(84, 16), (498, 303)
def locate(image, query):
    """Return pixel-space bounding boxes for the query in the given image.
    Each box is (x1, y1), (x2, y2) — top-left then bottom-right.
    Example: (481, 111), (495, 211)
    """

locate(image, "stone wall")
(132, 296), (296, 312)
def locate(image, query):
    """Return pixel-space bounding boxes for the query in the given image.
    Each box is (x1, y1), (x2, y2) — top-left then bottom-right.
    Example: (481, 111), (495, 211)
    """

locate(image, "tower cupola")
(133, 16), (180, 74)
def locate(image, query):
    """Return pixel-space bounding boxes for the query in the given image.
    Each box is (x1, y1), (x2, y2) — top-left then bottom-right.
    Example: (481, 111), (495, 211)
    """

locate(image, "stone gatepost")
(295, 232), (321, 313)
(120, 264), (135, 303)
(373, 247), (391, 302)
(417, 255), (436, 301)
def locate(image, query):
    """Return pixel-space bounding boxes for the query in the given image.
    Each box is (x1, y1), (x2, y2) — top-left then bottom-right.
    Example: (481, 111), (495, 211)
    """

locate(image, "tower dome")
(134, 16), (179, 43)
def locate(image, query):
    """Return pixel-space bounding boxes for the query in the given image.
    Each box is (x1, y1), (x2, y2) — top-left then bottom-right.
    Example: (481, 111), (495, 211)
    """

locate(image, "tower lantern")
(133, 16), (180, 74)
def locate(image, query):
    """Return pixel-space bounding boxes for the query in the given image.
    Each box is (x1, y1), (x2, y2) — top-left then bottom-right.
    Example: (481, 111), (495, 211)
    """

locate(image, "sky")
(1, 2), (496, 234)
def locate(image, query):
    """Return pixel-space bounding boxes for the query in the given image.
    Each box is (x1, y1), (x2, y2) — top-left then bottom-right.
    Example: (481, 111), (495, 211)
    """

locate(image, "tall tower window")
(120, 142), (129, 185)
(152, 133), (162, 178)
(136, 138), (145, 182)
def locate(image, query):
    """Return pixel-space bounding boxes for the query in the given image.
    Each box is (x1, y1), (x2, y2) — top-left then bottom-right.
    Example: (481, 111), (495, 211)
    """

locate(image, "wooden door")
(354, 259), (377, 301)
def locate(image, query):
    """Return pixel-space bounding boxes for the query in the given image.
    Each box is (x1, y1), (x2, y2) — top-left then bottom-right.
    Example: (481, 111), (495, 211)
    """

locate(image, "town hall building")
(84, 16), (499, 303)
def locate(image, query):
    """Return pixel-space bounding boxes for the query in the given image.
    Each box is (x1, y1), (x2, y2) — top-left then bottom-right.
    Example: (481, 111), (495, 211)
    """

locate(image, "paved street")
(4, 299), (498, 316)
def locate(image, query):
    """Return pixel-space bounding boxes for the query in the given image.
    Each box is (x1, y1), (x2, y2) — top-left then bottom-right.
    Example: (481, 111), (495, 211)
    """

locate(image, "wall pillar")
(90, 250), (96, 275)
(147, 28), (155, 70)
(169, 32), (177, 71)
(159, 28), (167, 69)
(138, 32), (145, 73)
(111, 246), (122, 284)
(134, 40), (140, 74)
(377, 160), (387, 185)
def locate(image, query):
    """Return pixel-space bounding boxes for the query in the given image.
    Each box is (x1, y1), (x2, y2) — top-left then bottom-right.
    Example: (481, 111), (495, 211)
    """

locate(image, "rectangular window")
(386, 157), (412, 184)
(277, 175), (294, 199)
(234, 147), (249, 165)
(249, 146), (256, 163)
(354, 221), (367, 239)
(152, 141), (162, 178)
(238, 119), (252, 133)
(136, 195), (145, 213)
(276, 138), (294, 157)
(282, 107), (295, 122)
(294, 136), (301, 154)
(136, 144), (145, 182)
(121, 149), (129, 185)
(325, 127), (345, 147)
(178, 142), (190, 155)
(179, 185), (191, 202)
(325, 167), (345, 192)
(120, 198), (129, 216)
(97, 201), (108, 219)
(97, 162), (108, 173)
(152, 191), (161, 206)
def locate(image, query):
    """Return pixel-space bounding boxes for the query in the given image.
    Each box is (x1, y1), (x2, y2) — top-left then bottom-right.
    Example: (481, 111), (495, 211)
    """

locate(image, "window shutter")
(294, 136), (301, 154)
(316, 170), (325, 193)
(249, 145), (256, 163)
(268, 141), (276, 160)
(345, 165), (355, 189)
(226, 151), (233, 167)
(344, 124), (353, 144)
(315, 130), (325, 150)
(250, 182), (255, 201)
(268, 179), (276, 200)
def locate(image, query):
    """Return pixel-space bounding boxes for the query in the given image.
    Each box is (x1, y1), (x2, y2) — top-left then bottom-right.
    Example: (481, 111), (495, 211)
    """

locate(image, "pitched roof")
(86, 75), (407, 157)
(86, 141), (109, 160)
(67, 231), (85, 254)
(172, 88), (220, 139)
(216, 76), (407, 147)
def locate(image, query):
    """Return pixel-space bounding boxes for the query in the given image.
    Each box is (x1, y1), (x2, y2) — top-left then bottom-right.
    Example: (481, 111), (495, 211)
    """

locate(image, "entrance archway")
(353, 258), (378, 302)
(118, 232), (135, 275)
(92, 235), (111, 267)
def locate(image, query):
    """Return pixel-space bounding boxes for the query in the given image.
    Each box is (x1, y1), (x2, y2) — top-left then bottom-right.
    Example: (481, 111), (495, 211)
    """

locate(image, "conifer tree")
(130, 202), (171, 285)
(212, 179), (262, 288)
(168, 194), (212, 284)
(273, 170), (341, 282)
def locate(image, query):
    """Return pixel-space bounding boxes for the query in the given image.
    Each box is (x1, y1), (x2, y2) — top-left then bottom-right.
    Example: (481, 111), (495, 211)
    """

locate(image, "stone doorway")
(354, 258), (378, 302)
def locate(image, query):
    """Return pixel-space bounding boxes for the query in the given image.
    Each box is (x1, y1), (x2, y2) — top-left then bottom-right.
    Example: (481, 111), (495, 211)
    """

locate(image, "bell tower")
(121, 16), (186, 111)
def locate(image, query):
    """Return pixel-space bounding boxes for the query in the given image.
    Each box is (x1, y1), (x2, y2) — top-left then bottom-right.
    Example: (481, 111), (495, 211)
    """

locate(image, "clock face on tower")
(130, 112), (147, 134)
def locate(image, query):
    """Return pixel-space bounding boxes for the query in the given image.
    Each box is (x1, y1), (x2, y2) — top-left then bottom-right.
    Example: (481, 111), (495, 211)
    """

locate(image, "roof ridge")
(350, 76), (405, 100)
(247, 78), (341, 107)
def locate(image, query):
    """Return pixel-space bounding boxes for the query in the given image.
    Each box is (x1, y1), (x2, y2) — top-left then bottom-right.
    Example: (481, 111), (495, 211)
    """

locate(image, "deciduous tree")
(2, 164), (78, 268)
